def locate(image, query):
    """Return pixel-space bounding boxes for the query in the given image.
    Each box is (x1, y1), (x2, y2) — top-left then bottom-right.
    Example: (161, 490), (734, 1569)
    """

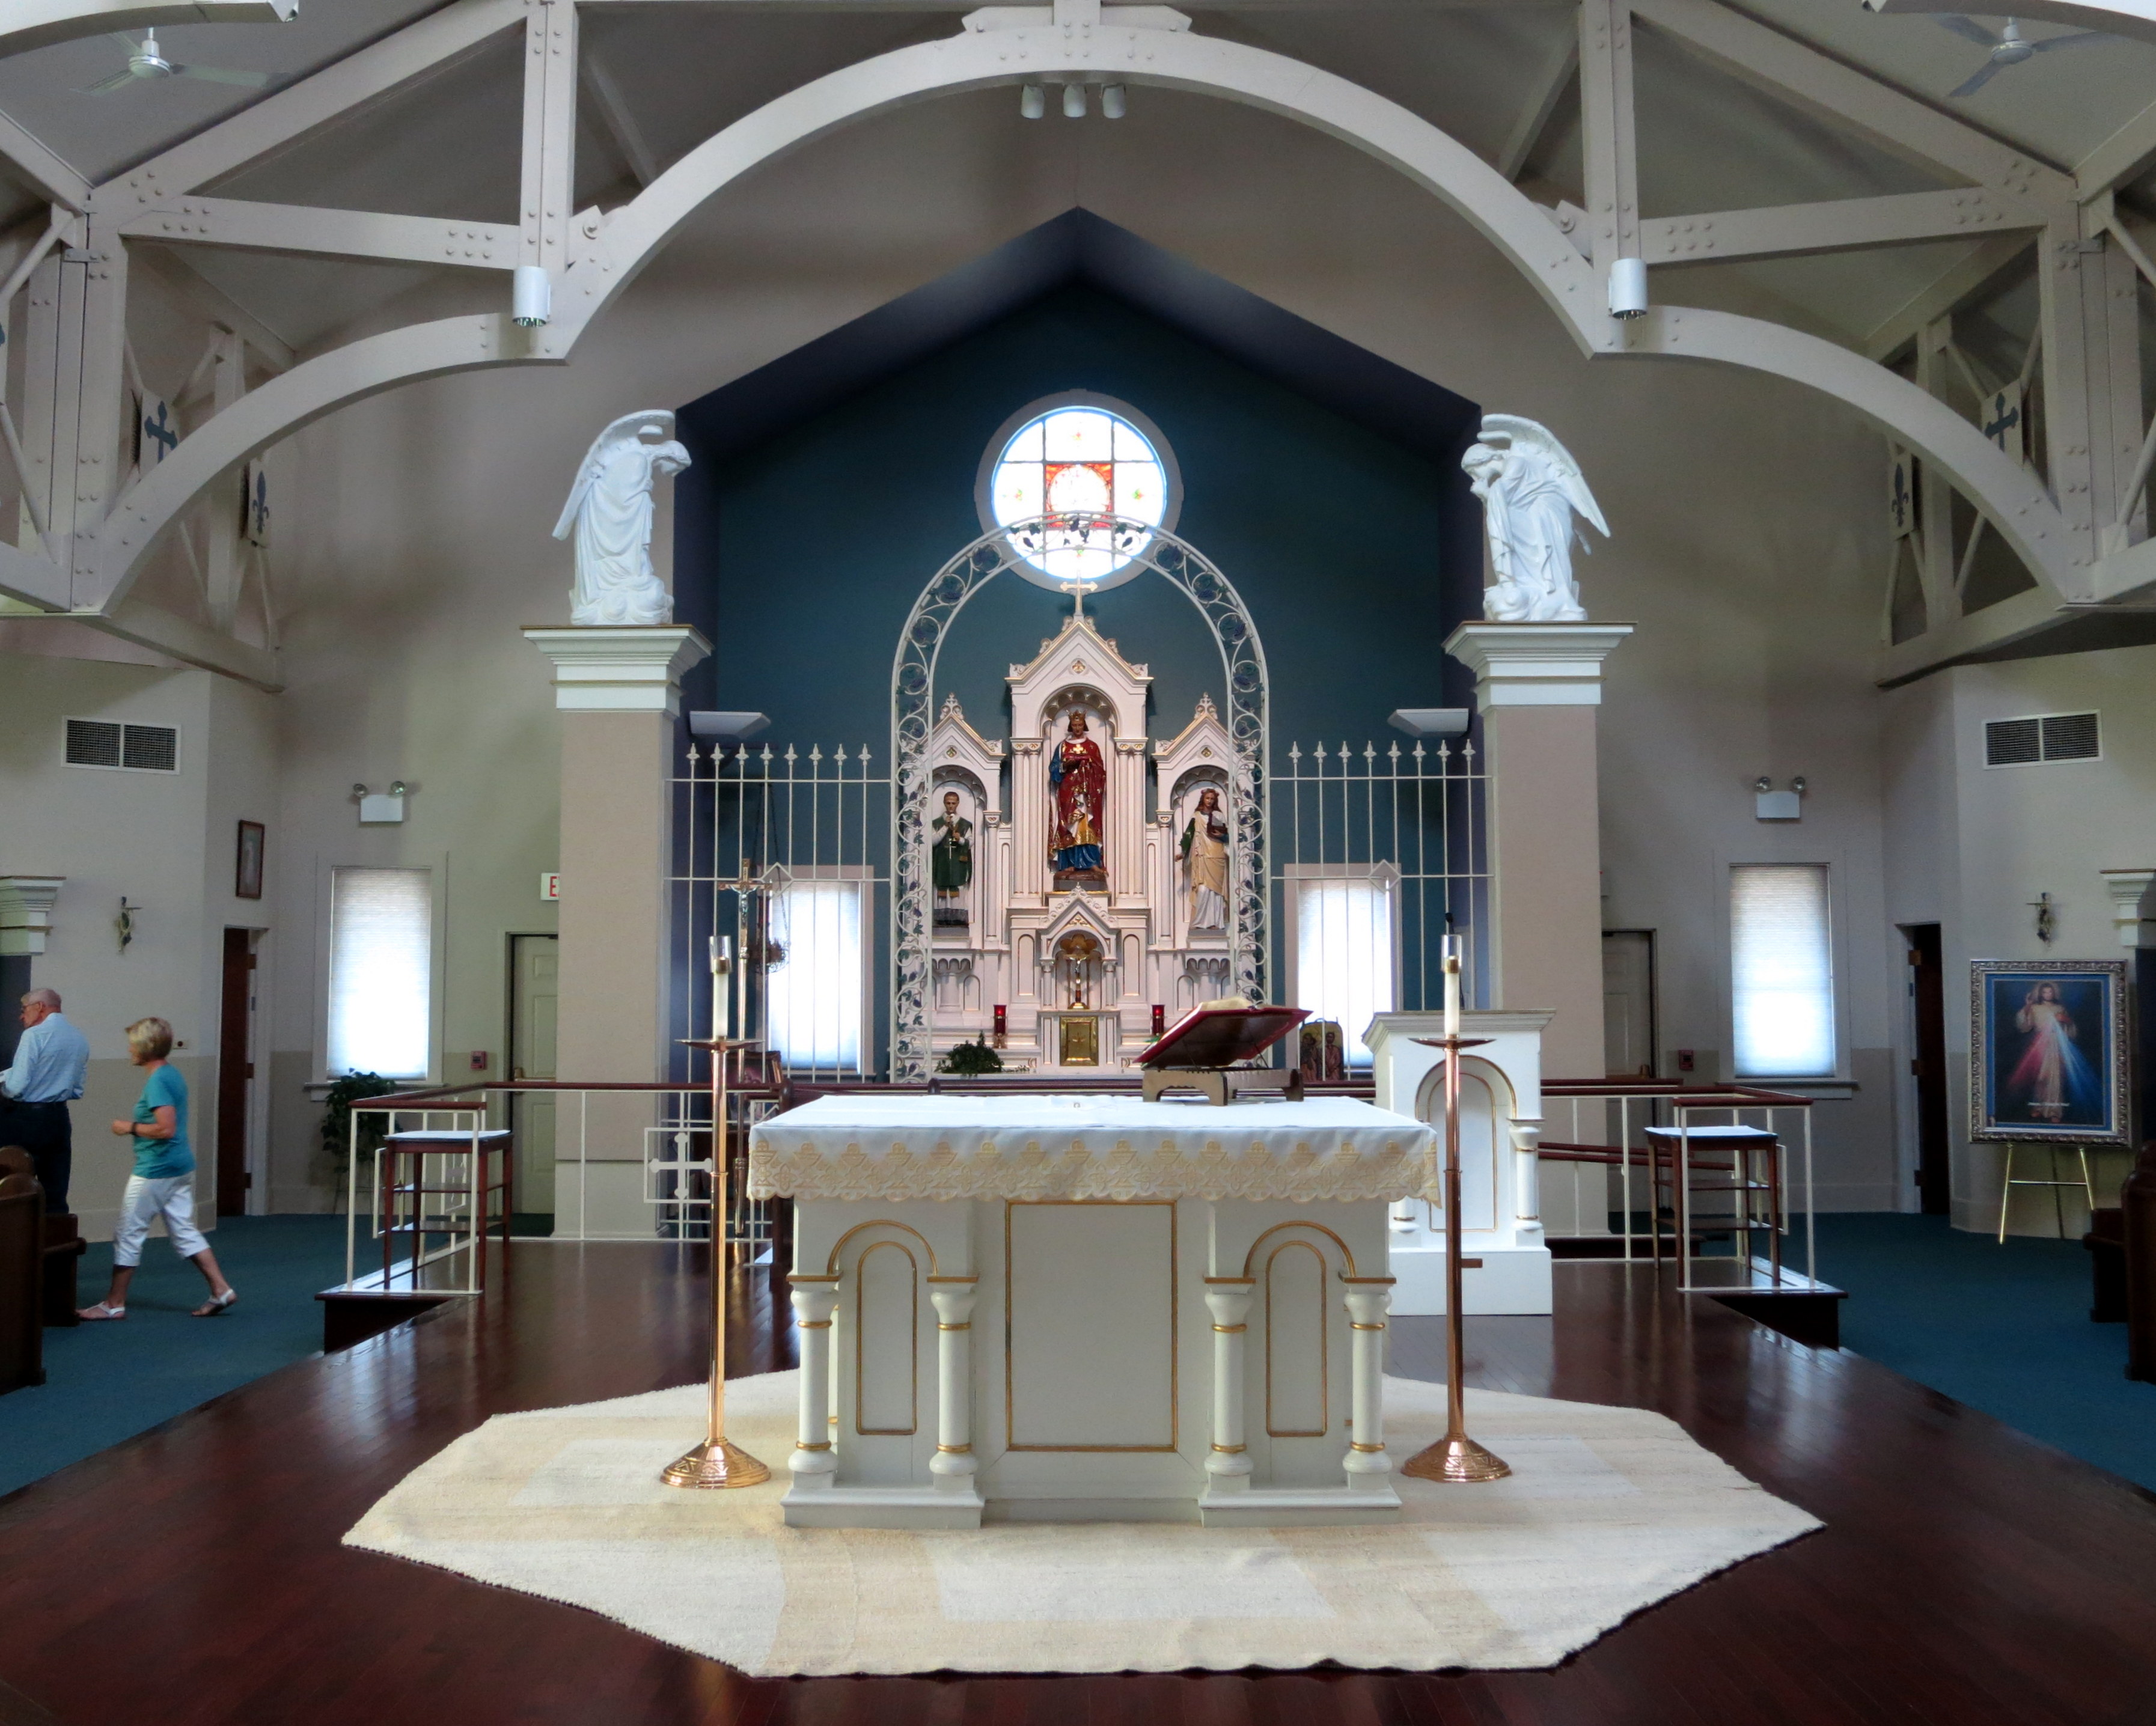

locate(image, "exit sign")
(540, 872), (560, 901)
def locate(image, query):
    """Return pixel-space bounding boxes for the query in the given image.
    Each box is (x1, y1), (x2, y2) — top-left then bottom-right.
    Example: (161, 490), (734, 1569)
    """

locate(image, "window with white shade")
(327, 867), (433, 1079)
(1292, 873), (1397, 1067)
(766, 877), (866, 1073)
(1730, 864), (1836, 1078)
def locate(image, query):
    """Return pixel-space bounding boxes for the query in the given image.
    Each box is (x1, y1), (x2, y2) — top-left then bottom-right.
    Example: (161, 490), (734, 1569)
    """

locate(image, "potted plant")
(320, 1071), (401, 1210)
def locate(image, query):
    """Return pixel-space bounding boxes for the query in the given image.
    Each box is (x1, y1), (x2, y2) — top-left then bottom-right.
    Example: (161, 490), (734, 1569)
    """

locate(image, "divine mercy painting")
(1969, 960), (2130, 1146)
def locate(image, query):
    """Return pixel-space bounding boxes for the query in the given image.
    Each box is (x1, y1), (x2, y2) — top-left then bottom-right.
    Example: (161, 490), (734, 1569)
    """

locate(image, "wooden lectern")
(1135, 1004), (1310, 1105)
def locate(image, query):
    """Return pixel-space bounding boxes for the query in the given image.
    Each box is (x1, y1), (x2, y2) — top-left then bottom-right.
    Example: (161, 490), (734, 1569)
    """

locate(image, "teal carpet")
(1813, 1212), (2156, 1493)
(0, 1216), (352, 1499)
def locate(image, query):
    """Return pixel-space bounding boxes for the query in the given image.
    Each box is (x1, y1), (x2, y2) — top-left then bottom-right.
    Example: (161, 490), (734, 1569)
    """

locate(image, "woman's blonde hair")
(125, 1016), (174, 1061)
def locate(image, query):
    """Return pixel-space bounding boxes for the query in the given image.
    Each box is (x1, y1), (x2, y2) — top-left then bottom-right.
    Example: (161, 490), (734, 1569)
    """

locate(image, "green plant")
(937, 1037), (1004, 1076)
(320, 1071), (402, 1204)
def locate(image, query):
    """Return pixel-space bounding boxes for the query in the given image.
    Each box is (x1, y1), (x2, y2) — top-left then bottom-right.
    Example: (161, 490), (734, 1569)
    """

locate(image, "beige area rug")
(344, 1371), (1818, 1675)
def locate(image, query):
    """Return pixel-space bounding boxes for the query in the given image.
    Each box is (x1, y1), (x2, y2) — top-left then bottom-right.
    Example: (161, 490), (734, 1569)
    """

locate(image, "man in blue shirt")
(0, 988), (92, 1213)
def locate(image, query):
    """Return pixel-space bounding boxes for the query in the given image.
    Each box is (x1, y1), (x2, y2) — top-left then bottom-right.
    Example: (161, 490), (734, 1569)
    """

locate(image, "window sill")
(1732, 1078), (1859, 1099)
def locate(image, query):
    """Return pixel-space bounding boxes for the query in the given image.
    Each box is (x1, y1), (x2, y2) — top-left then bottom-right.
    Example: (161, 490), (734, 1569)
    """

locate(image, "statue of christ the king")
(1048, 711), (1108, 887)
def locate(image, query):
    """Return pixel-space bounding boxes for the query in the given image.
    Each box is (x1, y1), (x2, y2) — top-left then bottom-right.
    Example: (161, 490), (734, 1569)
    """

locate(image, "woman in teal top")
(76, 1016), (237, 1321)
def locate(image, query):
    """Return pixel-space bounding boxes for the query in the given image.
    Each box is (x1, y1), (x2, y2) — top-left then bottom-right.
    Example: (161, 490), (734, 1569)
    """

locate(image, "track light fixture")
(1607, 256), (1648, 320)
(1020, 83), (1045, 119)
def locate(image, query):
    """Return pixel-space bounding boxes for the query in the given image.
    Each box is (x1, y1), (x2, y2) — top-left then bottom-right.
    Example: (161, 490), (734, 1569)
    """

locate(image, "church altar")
(748, 1093), (1435, 1528)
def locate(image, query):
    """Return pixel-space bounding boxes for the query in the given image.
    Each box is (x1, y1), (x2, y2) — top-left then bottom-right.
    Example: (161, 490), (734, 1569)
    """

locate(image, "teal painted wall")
(674, 285), (1474, 754)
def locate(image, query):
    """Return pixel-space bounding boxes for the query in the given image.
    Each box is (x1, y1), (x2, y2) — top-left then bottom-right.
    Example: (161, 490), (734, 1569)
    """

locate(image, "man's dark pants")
(0, 1099), (72, 1213)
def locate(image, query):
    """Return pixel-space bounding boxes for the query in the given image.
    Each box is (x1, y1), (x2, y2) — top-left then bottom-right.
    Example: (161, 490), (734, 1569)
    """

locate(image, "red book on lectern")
(1135, 1004), (1309, 1070)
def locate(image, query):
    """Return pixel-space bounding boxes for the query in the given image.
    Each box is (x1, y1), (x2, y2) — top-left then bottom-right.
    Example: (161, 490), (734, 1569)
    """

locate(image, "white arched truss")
(31, 1), (2096, 648)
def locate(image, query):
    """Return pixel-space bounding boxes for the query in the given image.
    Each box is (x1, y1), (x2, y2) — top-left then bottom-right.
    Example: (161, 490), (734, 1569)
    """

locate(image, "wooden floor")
(4, 1246), (2156, 1726)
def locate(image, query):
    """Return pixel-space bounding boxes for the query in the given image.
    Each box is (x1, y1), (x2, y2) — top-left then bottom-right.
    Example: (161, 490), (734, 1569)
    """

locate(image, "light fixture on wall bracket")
(116, 897), (138, 953)
(354, 781), (409, 825)
(1607, 256), (1649, 319)
(512, 264), (551, 328)
(1754, 776), (1805, 822)
(1019, 83), (1045, 119)
(689, 711), (771, 761)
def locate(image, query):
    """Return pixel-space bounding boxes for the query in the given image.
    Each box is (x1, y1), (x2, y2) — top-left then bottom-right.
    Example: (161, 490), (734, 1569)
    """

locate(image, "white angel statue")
(1461, 415), (1608, 623)
(553, 409), (691, 626)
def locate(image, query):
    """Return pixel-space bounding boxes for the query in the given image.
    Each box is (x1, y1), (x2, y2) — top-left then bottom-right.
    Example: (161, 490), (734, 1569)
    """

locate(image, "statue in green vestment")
(932, 789), (973, 930)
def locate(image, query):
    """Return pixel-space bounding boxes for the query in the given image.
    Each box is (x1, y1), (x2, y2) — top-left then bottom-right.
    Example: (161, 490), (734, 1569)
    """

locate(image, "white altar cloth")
(748, 1093), (1434, 1203)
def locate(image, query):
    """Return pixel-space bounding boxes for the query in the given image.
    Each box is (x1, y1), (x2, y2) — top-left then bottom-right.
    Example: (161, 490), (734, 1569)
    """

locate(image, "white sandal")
(192, 1289), (237, 1317)
(76, 1302), (126, 1321)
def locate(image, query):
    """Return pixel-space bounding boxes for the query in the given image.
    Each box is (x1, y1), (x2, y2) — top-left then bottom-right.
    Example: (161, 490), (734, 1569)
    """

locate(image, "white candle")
(1443, 937), (1461, 1038)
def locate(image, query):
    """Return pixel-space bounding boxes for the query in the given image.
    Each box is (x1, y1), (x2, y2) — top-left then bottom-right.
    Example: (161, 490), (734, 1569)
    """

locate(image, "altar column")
(789, 1278), (840, 1486)
(1202, 1279), (1254, 1492)
(1443, 623), (1631, 1081)
(1342, 1279), (1394, 1482)
(524, 625), (710, 1235)
(928, 1279), (980, 1492)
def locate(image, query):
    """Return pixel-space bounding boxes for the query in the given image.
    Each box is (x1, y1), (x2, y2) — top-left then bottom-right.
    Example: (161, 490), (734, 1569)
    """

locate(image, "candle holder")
(662, 1034), (771, 1490)
(1400, 1018), (1511, 1484)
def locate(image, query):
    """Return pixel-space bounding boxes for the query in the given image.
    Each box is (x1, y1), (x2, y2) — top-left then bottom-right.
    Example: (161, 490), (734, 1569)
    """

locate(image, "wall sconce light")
(117, 897), (139, 953)
(512, 264), (551, 328)
(1607, 256), (1649, 319)
(1754, 776), (1805, 822)
(355, 781), (409, 824)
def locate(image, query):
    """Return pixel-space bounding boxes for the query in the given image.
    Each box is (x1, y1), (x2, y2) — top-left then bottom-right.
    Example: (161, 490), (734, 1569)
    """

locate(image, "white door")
(512, 935), (560, 1216)
(1602, 930), (1657, 1079)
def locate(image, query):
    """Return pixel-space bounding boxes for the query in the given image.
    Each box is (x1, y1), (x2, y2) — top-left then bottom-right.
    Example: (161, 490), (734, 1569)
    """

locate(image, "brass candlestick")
(662, 1033), (771, 1489)
(1401, 1025), (1511, 1484)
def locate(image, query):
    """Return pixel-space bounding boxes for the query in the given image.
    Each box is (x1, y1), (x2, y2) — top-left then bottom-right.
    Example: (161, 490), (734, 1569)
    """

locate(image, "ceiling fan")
(75, 30), (271, 96)
(1937, 16), (2113, 97)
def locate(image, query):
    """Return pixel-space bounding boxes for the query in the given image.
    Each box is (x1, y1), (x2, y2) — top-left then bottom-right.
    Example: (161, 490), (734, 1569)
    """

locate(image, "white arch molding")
(75, 10), (2082, 620)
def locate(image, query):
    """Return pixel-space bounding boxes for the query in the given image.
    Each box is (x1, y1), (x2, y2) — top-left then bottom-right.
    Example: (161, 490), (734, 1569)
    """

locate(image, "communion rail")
(1537, 1079), (1817, 1284)
(339, 1074), (789, 1288)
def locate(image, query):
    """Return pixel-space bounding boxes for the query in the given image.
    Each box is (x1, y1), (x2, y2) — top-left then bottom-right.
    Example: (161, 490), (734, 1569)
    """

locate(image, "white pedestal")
(1367, 1010), (1554, 1317)
(753, 1095), (1431, 1528)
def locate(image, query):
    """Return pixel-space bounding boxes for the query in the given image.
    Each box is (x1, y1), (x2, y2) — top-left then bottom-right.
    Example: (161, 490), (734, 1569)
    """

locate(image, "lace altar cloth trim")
(747, 1094), (1437, 1204)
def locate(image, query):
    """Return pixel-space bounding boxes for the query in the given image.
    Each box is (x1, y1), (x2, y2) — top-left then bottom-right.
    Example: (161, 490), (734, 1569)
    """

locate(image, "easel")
(1996, 1141), (2098, 1243)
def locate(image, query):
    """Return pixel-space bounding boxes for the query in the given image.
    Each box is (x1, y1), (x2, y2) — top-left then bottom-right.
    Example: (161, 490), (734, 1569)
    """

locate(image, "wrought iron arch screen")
(892, 514), (1269, 1079)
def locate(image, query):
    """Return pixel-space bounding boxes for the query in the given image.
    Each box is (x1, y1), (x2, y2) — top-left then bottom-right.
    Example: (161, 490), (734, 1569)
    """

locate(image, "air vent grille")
(1985, 712), (2098, 767)
(65, 719), (179, 772)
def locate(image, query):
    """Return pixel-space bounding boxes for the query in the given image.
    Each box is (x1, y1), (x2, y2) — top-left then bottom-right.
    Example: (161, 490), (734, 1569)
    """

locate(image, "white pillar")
(788, 1279), (840, 1483)
(1342, 1280), (1394, 1483)
(1443, 623), (1630, 1081)
(1510, 1120), (1544, 1233)
(928, 1281), (979, 1487)
(1204, 1281), (1254, 1487)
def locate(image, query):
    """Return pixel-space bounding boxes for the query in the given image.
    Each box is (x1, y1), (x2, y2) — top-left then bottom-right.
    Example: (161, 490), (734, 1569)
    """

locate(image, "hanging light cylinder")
(1063, 82), (1088, 118)
(512, 264), (552, 328)
(1101, 84), (1127, 118)
(1020, 83), (1046, 119)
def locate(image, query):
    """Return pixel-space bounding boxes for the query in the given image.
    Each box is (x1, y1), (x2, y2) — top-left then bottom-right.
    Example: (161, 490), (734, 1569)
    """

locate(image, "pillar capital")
(1442, 621), (1633, 709)
(0, 876), (64, 956)
(2101, 868), (2156, 948)
(524, 624), (711, 716)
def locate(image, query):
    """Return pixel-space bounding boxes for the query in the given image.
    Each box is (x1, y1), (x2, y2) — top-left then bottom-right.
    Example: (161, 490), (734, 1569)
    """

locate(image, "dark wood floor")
(4, 1246), (2155, 1726)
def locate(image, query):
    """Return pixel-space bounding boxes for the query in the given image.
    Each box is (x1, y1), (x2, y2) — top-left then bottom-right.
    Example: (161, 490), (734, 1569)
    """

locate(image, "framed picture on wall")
(235, 820), (265, 900)
(1969, 959), (2130, 1146)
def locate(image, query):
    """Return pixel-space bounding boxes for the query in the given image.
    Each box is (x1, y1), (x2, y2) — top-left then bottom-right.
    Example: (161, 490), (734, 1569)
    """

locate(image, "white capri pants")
(112, 1174), (210, 1267)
